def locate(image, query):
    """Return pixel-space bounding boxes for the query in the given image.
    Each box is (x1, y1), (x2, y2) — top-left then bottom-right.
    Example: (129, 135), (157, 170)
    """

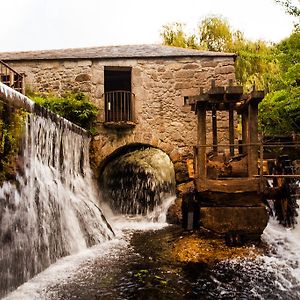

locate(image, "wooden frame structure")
(185, 80), (270, 240)
(188, 80), (264, 194)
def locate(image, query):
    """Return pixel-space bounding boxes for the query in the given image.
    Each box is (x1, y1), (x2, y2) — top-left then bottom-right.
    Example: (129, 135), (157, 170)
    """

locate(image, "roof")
(0, 44), (236, 61)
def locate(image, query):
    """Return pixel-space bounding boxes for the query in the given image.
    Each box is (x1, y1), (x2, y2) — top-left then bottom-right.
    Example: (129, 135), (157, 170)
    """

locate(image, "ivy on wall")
(0, 103), (27, 183)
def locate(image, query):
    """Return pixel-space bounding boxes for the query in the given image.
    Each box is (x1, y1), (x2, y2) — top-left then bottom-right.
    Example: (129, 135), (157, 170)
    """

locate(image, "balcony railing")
(0, 60), (24, 94)
(104, 90), (135, 128)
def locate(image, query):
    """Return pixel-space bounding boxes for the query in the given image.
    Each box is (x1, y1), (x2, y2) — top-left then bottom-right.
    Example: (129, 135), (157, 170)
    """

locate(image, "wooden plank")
(205, 178), (260, 193)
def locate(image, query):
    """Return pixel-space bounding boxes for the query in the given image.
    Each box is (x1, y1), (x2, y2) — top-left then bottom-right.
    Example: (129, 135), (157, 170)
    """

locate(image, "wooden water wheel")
(272, 155), (299, 228)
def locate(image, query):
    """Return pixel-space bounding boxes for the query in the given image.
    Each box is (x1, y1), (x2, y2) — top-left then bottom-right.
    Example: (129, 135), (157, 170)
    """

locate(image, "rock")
(166, 198), (182, 224)
(174, 161), (190, 183)
(75, 74), (91, 82)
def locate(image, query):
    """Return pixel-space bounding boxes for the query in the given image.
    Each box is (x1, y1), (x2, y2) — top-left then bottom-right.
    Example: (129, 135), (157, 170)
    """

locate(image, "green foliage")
(161, 16), (277, 90)
(160, 15), (299, 135)
(274, 0), (300, 29)
(161, 23), (198, 49)
(259, 32), (300, 134)
(0, 104), (27, 183)
(198, 16), (233, 52)
(259, 89), (300, 134)
(29, 90), (99, 134)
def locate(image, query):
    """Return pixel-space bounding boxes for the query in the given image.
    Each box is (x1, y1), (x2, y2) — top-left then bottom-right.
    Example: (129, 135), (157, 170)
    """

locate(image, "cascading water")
(0, 111), (114, 297)
(100, 147), (176, 217)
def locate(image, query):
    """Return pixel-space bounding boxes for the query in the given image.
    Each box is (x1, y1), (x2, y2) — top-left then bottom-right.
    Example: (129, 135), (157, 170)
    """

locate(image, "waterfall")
(100, 147), (176, 216)
(0, 112), (114, 297)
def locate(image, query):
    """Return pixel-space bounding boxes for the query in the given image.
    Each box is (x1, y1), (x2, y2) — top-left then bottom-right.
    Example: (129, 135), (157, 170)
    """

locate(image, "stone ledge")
(103, 121), (136, 129)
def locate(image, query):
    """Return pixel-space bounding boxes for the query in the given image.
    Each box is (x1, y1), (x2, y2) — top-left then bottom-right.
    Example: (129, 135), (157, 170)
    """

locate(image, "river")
(3, 208), (300, 300)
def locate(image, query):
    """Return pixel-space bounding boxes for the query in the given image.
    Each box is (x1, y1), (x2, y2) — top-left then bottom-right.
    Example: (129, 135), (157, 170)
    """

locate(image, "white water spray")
(0, 113), (114, 297)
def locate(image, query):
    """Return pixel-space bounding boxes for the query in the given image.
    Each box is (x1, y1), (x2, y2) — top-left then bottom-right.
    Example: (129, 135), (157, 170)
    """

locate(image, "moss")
(0, 103), (27, 183)
(171, 233), (265, 264)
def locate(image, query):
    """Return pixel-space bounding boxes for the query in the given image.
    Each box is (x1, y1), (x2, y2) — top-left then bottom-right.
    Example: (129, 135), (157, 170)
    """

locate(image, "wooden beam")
(212, 106), (218, 156)
(197, 106), (207, 190)
(229, 104), (235, 156)
(247, 102), (259, 177)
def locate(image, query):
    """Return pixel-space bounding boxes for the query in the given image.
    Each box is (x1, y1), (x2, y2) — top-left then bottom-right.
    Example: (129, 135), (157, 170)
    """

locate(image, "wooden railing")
(104, 90), (135, 123)
(0, 60), (24, 94)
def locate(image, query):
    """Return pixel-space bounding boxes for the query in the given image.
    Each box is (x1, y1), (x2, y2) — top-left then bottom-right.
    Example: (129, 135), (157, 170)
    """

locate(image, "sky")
(0, 0), (297, 53)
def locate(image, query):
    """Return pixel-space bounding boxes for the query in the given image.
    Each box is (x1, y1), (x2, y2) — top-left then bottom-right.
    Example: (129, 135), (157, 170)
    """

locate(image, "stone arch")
(95, 140), (189, 184)
(97, 142), (156, 178)
(96, 143), (177, 215)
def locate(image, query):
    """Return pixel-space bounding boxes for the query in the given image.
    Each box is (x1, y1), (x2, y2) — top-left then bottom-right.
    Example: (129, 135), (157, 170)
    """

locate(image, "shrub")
(29, 90), (99, 134)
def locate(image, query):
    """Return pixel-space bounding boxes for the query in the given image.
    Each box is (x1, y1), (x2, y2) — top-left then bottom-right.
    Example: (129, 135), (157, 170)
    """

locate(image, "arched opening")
(98, 144), (176, 216)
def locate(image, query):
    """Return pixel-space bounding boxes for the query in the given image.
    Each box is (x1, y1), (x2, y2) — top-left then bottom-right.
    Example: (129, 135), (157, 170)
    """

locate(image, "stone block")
(201, 60), (219, 68)
(174, 161), (190, 183)
(169, 149), (181, 162)
(91, 69), (104, 84)
(64, 61), (77, 69)
(78, 60), (92, 67)
(200, 206), (269, 236)
(75, 74), (91, 82)
(183, 63), (200, 70)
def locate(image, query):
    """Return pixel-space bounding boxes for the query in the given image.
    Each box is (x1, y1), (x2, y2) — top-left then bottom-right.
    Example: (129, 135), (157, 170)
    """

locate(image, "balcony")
(104, 90), (136, 129)
(0, 60), (24, 94)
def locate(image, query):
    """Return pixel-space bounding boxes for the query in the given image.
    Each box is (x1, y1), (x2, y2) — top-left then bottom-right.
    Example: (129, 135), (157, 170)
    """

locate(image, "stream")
(3, 212), (300, 300)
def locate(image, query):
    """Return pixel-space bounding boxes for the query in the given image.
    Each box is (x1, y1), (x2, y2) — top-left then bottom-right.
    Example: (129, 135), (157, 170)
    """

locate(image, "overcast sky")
(1, 0), (296, 52)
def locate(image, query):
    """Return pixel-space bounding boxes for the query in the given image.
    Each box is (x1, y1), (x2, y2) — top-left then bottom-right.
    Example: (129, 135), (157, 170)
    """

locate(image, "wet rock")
(166, 197), (182, 224)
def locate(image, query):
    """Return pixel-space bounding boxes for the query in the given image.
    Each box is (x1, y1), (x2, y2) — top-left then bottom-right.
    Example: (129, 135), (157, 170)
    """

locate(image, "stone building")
(0, 44), (236, 187)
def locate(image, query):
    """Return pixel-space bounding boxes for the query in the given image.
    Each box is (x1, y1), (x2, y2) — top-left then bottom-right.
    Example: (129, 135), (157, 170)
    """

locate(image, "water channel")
(3, 211), (300, 299)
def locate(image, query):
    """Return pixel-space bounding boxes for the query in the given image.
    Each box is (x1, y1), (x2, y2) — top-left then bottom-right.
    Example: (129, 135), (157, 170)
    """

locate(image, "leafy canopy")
(259, 32), (300, 134)
(161, 16), (277, 90)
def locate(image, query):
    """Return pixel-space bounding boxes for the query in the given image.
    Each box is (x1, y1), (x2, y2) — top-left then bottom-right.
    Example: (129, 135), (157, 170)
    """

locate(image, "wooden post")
(212, 106), (218, 156)
(259, 142), (264, 192)
(247, 102), (259, 177)
(21, 73), (25, 95)
(9, 70), (14, 88)
(241, 110), (248, 155)
(197, 104), (207, 190)
(229, 104), (234, 156)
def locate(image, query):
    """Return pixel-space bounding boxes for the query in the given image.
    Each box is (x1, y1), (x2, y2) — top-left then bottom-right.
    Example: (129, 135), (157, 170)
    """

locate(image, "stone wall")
(7, 56), (235, 185)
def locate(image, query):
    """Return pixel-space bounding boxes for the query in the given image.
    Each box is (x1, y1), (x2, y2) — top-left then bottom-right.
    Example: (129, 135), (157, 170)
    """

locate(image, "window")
(104, 67), (135, 125)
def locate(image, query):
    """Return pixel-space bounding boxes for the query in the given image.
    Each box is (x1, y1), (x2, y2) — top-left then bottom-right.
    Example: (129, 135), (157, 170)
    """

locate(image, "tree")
(275, 0), (300, 17)
(160, 16), (276, 89)
(198, 16), (233, 52)
(259, 32), (300, 134)
(275, 0), (300, 28)
(161, 23), (198, 49)
(160, 15), (299, 134)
